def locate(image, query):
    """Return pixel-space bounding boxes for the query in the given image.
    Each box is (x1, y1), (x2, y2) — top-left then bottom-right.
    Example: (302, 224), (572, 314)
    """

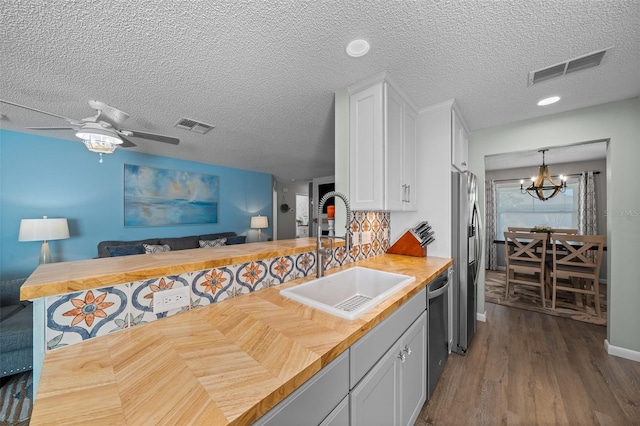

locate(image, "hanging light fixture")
(75, 123), (123, 163)
(520, 149), (567, 201)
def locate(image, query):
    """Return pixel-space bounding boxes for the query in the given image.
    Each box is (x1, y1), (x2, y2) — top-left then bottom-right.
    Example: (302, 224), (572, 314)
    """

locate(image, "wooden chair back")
(549, 233), (605, 317)
(504, 231), (548, 306)
(553, 228), (578, 235)
(551, 234), (605, 278)
(504, 232), (547, 266)
(507, 227), (533, 232)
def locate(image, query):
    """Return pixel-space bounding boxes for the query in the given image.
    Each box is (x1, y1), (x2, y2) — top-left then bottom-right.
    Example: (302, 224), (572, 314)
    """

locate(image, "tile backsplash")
(44, 210), (390, 350)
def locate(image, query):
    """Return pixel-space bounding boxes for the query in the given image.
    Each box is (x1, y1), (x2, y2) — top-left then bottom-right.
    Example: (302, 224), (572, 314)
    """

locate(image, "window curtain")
(485, 179), (497, 270)
(578, 171), (597, 235)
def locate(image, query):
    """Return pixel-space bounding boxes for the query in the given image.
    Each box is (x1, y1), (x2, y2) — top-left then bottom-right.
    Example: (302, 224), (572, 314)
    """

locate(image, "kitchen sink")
(280, 267), (415, 320)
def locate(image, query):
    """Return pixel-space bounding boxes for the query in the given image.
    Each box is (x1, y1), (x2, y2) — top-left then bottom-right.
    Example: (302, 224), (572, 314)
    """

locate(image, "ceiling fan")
(0, 99), (180, 162)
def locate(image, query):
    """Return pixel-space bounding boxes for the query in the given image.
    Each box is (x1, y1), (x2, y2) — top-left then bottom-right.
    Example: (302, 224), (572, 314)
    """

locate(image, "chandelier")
(520, 149), (566, 201)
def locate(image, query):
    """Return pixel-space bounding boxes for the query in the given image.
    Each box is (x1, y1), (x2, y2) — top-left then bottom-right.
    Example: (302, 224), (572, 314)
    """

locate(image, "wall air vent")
(175, 117), (215, 134)
(528, 47), (611, 86)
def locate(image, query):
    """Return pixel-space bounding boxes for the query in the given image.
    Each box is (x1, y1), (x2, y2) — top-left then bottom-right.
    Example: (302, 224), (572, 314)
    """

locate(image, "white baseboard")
(477, 311), (487, 322)
(604, 339), (640, 362)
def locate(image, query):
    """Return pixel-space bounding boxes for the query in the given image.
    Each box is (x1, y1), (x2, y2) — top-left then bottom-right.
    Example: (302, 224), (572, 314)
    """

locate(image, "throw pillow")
(225, 235), (246, 245)
(143, 244), (172, 254)
(199, 238), (227, 248)
(107, 244), (145, 257)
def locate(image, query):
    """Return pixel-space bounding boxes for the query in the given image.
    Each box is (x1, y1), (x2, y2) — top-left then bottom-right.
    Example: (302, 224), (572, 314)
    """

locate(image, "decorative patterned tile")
(269, 256), (294, 284)
(294, 252), (315, 276)
(235, 260), (269, 292)
(46, 283), (129, 350)
(191, 267), (235, 308)
(44, 209), (391, 350)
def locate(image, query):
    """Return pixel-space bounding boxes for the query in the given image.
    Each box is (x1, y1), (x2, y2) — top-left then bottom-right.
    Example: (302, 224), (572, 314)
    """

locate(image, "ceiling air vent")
(528, 47), (611, 86)
(175, 117), (215, 134)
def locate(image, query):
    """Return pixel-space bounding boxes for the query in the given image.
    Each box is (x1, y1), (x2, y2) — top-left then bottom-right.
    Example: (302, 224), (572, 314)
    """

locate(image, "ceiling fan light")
(76, 130), (122, 154)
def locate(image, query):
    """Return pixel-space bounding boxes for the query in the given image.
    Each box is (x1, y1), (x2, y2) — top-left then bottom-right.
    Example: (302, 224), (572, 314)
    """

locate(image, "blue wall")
(0, 130), (273, 280)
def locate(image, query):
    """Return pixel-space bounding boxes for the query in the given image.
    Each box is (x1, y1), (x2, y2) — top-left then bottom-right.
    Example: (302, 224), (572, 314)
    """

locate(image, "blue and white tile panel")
(45, 210), (390, 350)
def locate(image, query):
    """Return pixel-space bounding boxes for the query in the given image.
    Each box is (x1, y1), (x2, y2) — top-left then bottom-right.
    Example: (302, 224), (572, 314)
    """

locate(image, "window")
(495, 179), (579, 240)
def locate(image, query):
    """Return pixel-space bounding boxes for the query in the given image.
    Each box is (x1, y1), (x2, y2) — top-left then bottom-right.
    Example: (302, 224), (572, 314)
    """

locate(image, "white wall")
(470, 97), (640, 354)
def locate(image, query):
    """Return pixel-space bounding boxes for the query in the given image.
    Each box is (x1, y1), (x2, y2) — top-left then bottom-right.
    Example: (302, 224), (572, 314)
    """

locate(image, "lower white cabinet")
(254, 350), (349, 426)
(350, 312), (427, 426)
(255, 287), (430, 426)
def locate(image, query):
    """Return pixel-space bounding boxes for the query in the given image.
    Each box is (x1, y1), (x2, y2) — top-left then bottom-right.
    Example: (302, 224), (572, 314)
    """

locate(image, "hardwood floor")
(416, 303), (640, 425)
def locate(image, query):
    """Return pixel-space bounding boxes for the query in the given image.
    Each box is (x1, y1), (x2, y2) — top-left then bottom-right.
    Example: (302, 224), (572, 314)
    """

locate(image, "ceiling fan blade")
(0, 99), (77, 123)
(89, 100), (130, 126)
(118, 135), (137, 148)
(26, 126), (77, 130)
(122, 129), (180, 145)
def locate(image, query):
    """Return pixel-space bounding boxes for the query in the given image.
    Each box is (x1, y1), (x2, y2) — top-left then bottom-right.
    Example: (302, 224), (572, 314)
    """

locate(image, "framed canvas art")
(124, 164), (219, 226)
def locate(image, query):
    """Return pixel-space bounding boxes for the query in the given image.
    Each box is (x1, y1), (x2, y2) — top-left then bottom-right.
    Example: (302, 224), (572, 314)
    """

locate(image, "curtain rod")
(490, 171), (600, 183)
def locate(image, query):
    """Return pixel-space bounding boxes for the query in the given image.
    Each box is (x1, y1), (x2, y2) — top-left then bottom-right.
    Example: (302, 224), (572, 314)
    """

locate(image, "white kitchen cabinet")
(349, 73), (417, 211)
(351, 312), (427, 426)
(254, 350), (349, 426)
(451, 107), (469, 171)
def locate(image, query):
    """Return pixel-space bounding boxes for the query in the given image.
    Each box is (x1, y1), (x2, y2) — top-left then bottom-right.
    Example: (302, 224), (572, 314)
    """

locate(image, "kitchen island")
(25, 242), (451, 425)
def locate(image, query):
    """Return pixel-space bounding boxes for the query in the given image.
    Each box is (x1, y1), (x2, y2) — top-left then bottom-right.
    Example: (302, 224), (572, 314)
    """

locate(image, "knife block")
(387, 230), (426, 257)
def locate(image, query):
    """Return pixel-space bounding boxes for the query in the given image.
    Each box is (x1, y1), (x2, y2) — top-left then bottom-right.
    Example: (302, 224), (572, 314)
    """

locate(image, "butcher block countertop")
(30, 254), (452, 426)
(21, 238), (328, 300)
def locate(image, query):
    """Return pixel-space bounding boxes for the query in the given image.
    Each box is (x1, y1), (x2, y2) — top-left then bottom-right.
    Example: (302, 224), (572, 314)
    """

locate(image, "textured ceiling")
(1, 0), (638, 182)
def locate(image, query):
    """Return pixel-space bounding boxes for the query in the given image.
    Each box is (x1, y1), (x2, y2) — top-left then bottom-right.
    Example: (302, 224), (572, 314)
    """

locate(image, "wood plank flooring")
(416, 303), (640, 425)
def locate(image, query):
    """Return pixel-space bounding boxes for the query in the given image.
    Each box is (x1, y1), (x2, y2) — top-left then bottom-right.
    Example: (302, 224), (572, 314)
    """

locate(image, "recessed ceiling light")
(346, 39), (370, 58)
(537, 96), (561, 106)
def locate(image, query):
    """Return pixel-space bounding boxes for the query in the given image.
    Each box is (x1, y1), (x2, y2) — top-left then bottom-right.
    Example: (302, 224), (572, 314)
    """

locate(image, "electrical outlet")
(153, 286), (190, 314)
(361, 231), (372, 245)
(353, 232), (361, 246)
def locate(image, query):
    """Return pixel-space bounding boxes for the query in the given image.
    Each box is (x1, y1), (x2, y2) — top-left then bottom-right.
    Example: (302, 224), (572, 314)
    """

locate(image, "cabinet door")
(351, 341), (401, 426)
(451, 109), (468, 171)
(400, 312), (427, 426)
(350, 83), (384, 210)
(384, 83), (405, 211)
(402, 104), (417, 211)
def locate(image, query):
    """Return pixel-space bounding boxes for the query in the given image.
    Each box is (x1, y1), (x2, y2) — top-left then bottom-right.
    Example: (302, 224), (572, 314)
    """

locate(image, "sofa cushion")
(225, 235), (247, 245)
(143, 244), (171, 254)
(199, 232), (237, 241)
(0, 303), (33, 352)
(98, 238), (161, 257)
(199, 238), (227, 248)
(158, 236), (200, 251)
(106, 244), (145, 257)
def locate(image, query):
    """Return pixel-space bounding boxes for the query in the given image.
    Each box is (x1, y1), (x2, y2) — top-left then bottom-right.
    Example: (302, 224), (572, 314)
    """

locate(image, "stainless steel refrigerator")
(451, 171), (482, 355)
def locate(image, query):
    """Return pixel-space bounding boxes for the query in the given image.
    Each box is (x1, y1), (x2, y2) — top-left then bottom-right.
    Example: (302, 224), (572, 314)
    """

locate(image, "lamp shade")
(19, 217), (69, 242)
(251, 215), (268, 229)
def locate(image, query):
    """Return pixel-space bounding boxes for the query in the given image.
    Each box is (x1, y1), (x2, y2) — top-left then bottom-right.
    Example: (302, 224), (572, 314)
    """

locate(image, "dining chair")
(504, 231), (548, 307)
(549, 234), (605, 317)
(552, 228), (578, 234)
(507, 227), (533, 232)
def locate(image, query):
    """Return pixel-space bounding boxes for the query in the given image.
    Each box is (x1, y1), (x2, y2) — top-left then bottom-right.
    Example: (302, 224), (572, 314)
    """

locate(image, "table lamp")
(19, 216), (70, 264)
(251, 215), (268, 242)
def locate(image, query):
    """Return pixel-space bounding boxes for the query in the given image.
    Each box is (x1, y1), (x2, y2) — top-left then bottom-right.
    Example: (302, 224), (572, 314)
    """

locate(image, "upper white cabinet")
(349, 73), (417, 211)
(451, 107), (469, 171)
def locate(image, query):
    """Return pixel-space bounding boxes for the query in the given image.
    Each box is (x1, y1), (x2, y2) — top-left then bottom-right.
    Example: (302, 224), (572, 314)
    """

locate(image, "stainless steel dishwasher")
(427, 268), (450, 399)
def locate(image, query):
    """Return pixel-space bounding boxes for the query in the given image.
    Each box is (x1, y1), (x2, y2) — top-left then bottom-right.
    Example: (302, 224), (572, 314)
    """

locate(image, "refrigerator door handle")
(472, 202), (483, 285)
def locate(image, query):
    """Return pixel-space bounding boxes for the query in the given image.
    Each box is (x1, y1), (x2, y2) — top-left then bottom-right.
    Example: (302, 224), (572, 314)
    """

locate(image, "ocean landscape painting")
(124, 164), (219, 226)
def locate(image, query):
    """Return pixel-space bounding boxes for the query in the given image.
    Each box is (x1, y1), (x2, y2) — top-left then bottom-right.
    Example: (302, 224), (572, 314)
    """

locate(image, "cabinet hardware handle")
(407, 185), (410, 203)
(403, 345), (412, 355)
(462, 162), (467, 166)
(398, 351), (406, 363)
(401, 184), (407, 202)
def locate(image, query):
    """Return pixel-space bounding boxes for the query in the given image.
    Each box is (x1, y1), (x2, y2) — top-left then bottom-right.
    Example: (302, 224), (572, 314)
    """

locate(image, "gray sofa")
(0, 278), (32, 378)
(97, 231), (244, 257)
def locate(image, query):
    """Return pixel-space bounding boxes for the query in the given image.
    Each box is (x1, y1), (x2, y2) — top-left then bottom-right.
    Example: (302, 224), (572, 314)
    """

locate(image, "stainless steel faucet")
(316, 191), (351, 278)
